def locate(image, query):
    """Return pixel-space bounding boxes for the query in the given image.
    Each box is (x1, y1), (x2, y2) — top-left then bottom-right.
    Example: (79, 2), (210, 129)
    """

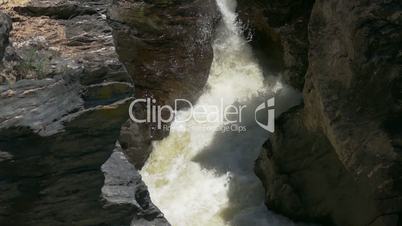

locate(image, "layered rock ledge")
(0, 0), (167, 225)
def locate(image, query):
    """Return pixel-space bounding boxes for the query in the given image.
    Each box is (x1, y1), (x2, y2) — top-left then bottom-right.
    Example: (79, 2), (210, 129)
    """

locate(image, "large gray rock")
(101, 143), (170, 226)
(107, 0), (221, 168)
(0, 112), (134, 226)
(108, 0), (220, 105)
(255, 0), (402, 225)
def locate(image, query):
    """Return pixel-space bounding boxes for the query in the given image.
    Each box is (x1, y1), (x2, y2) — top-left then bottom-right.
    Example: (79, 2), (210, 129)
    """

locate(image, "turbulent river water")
(140, 0), (302, 225)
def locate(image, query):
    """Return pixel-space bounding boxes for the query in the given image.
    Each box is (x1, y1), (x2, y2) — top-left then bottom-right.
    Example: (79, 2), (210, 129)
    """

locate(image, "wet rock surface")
(108, 0), (220, 105)
(251, 0), (402, 225)
(107, 0), (221, 169)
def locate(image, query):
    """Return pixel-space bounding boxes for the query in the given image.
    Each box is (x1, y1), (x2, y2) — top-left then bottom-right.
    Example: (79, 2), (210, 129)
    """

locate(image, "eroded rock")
(108, 0), (221, 105)
(255, 0), (402, 225)
(107, 0), (221, 168)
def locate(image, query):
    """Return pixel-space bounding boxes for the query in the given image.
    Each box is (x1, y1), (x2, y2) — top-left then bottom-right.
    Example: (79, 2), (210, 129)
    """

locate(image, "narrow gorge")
(140, 1), (301, 225)
(0, 0), (401, 226)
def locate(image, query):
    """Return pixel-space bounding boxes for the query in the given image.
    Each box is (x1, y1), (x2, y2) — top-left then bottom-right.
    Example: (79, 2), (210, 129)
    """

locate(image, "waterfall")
(140, 0), (302, 225)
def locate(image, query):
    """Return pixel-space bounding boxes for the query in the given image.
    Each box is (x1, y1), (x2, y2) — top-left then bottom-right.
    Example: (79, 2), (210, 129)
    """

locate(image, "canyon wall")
(2, 0), (400, 225)
(1, 0), (220, 224)
(240, 0), (402, 225)
(237, 0), (314, 90)
(0, 0), (220, 224)
(0, 0), (144, 224)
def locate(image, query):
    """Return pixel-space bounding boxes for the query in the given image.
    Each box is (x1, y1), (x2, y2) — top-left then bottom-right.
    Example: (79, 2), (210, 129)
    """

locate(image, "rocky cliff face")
(0, 0), (168, 225)
(0, 0), (220, 224)
(107, 0), (220, 169)
(246, 0), (402, 225)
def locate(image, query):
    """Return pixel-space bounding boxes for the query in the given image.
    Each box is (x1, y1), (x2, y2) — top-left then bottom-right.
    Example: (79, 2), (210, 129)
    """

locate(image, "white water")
(141, 0), (302, 225)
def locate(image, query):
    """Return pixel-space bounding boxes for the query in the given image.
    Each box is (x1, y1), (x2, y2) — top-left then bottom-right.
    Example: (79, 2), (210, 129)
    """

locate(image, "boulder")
(107, 0), (221, 168)
(108, 0), (220, 105)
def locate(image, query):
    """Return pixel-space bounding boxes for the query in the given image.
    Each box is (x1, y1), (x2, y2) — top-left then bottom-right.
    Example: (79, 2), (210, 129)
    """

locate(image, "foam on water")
(141, 0), (303, 225)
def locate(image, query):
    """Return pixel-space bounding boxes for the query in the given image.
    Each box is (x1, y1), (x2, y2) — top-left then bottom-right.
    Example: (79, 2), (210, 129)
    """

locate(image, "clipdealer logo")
(254, 98), (275, 133)
(128, 98), (275, 133)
